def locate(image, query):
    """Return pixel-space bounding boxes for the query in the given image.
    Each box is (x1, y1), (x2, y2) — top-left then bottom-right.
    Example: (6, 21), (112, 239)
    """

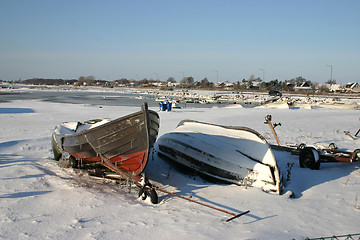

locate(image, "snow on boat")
(155, 120), (282, 194)
(51, 103), (160, 176)
(263, 101), (289, 109)
(318, 102), (360, 109)
(289, 103), (313, 109)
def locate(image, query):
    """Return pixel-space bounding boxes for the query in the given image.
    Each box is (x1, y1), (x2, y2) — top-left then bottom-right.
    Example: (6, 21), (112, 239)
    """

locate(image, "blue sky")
(1, 0), (359, 84)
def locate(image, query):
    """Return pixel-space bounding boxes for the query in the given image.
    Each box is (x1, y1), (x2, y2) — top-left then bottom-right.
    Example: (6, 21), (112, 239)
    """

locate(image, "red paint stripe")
(70, 149), (149, 175)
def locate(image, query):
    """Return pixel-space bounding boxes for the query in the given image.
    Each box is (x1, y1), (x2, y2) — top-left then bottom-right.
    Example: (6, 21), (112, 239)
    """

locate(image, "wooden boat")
(155, 120), (282, 194)
(51, 103), (160, 176)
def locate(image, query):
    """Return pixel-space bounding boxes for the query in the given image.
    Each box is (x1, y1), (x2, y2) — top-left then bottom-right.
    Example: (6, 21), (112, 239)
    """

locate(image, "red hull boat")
(51, 102), (159, 180)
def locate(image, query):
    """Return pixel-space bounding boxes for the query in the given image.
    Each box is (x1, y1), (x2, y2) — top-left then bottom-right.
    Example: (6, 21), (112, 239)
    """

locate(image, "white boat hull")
(263, 101), (289, 109)
(155, 120), (282, 193)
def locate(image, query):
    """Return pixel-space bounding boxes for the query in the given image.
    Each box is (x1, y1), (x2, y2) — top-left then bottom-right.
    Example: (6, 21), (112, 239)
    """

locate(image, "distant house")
(225, 82), (234, 87)
(251, 80), (262, 89)
(329, 84), (343, 93)
(345, 82), (360, 93)
(154, 82), (166, 87)
(285, 82), (295, 91)
(167, 82), (180, 87)
(294, 81), (312, 91)
(316, 83), (343, 93)
(215, 82), (225, 88)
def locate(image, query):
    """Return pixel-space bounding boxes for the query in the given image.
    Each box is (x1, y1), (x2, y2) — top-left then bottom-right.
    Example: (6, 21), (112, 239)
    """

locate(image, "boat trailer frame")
(265, 115), (360, 170)
(98, 154), (249, 222)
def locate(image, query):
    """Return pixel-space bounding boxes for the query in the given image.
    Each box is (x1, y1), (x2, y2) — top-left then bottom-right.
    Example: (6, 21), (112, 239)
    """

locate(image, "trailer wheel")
(139, 187), (159, 204)
(352, 149), (360, 161)
(299, 147), (320, 170)
(58, 153), (79, 168)
(146, 188), (159, 204)
(298, 143), (306, 150)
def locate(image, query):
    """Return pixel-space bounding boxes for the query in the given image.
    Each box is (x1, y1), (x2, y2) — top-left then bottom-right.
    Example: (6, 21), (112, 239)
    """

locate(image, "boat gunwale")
(63, 108), (159, 139)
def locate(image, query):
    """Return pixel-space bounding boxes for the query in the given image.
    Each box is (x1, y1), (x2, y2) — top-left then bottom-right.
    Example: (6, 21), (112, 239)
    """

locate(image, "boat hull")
(155, 120), (281, 193)
(52, 103), (159, 175)
(263, 101), (289, 109)
(318, 103), (360, 109)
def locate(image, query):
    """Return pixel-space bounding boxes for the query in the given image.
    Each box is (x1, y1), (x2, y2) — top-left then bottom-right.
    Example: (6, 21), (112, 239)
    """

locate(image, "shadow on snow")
(0, 191), (51, 199)
(0, 108), (35, 114)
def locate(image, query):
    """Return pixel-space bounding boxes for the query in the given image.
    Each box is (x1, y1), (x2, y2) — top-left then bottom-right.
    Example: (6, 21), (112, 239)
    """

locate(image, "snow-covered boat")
(318, 102), (360, 109)
(51, 103), (160, 176)
(155, 120), (282, 194)
(263, 101), (289, 109)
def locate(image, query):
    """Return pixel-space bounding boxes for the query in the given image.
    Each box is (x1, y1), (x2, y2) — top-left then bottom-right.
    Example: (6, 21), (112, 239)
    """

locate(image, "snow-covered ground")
(1, 91), (359, 239)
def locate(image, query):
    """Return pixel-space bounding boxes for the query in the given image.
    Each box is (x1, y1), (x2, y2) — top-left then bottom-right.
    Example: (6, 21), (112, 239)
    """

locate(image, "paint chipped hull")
(52, 103), (159, 175)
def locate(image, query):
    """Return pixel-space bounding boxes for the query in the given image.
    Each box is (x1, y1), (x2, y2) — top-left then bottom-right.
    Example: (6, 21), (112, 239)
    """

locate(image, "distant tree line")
(10, 75), (348, 93)
(21, 78), (77, 85)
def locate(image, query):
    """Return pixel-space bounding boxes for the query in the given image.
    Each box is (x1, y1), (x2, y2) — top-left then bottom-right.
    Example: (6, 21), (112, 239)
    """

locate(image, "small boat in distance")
(52, 102), (160, 176)
(155, 120), (282, 194)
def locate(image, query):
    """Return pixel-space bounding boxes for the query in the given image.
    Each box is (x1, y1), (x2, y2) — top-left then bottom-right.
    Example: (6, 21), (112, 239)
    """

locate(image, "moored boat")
(155, 120), (282, 194)
(263, 101), (289, 109)
(318, 102), (360, 109)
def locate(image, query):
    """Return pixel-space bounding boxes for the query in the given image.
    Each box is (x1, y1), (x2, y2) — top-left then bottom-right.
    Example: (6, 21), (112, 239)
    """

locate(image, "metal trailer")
(265, 115), (360, 170)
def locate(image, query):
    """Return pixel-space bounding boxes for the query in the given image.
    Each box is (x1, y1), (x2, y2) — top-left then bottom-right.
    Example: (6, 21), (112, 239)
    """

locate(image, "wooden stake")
(155, 187), (250, 222)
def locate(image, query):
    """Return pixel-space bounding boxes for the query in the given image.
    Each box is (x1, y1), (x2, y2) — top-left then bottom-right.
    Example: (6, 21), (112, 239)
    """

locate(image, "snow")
(1, 90), (360, 239)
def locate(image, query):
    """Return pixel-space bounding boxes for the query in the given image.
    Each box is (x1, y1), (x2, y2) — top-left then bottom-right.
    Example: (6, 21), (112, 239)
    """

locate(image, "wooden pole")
(100, 156), (250, 222)
(155, 187), (250, 222)
(265, 115), (281, 146)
